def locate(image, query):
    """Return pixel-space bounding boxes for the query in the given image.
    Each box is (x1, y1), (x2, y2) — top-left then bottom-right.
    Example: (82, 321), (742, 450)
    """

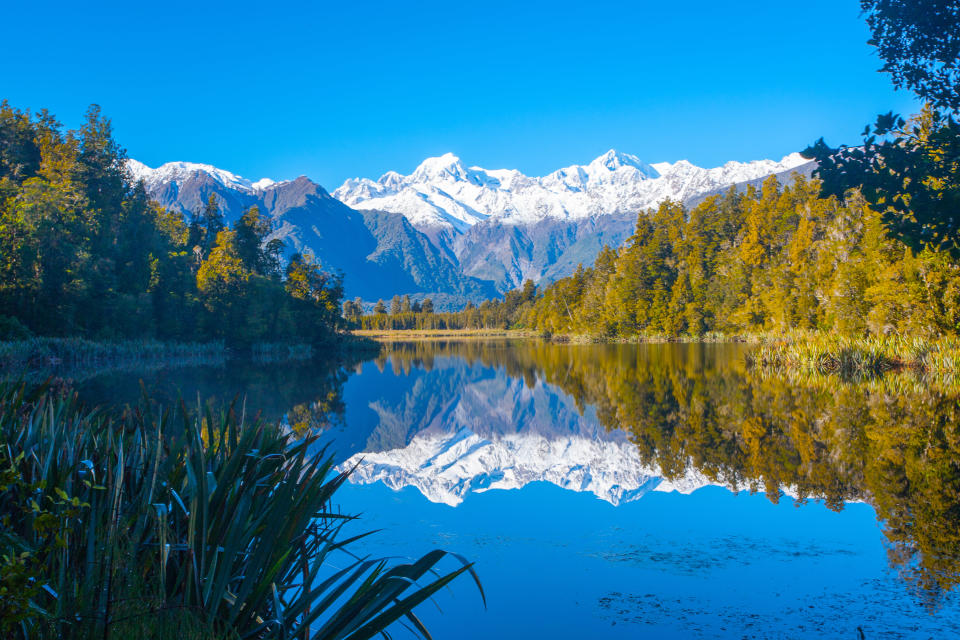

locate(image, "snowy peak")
(126, 159), (280, 193)
(589, 149), (659, 177)
(333, 149), (815, 231)
(410, 152), (468, 182)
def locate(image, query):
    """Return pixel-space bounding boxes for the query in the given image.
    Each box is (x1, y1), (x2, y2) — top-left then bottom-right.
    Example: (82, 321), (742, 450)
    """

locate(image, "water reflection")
(343, 340), (960, 607)
(70, 339), (960, 611)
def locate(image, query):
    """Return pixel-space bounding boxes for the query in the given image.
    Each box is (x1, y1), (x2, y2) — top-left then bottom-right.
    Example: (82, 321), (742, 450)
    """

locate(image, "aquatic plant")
(0, 382), (481, 639)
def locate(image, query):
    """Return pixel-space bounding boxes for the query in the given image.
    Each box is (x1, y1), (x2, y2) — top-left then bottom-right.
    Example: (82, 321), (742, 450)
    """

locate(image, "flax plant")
(0, 382), (481, 639)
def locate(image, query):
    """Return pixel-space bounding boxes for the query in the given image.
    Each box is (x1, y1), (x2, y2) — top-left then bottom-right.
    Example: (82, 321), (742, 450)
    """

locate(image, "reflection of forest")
(75, 358), (353, 434)
(379, 339), (960, 606)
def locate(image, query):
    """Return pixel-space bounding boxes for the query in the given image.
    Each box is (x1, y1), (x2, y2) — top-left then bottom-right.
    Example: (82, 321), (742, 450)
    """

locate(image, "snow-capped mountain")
(126, 148), (815, 303)
(125, 159), (497, 305)
(127, 159), (280, 193)
(333, 150), (812, 232)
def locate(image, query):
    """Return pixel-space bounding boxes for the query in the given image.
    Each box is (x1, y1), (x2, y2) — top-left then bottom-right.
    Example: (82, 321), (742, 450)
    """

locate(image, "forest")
(0, 102), (345, 348)
(352, 281), (537, 331)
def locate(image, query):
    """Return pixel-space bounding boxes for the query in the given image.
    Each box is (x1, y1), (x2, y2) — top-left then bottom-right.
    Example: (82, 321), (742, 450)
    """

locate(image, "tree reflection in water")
(376, 339), (960, 608)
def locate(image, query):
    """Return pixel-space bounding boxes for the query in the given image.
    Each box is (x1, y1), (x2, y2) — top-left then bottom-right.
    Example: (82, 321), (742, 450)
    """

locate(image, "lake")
(75, 339), (960, 638)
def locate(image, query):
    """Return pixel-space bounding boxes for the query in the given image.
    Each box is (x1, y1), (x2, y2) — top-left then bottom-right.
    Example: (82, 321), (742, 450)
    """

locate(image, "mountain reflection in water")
(333, 340), (960, 609)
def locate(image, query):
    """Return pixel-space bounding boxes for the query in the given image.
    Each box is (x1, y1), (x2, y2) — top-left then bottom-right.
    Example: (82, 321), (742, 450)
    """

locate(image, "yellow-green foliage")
(748, 333), (960, 380)
(521, 175), (960, 339)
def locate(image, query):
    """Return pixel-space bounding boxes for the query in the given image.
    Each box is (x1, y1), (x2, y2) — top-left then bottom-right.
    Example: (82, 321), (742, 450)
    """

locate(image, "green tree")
(234, 205), (273, 275)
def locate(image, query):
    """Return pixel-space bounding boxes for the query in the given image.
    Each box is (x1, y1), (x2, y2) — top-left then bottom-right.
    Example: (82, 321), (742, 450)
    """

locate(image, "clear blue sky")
(3, 0), (918, 187)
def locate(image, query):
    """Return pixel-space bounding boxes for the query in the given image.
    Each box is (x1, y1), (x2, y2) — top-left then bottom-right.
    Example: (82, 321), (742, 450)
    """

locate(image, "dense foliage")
(519, 175), (960, 338)
(806, 5), (960, 256)
(0, 102), (344, 347)
(0, 381), (479, 639)
(805, 108), (960, 257)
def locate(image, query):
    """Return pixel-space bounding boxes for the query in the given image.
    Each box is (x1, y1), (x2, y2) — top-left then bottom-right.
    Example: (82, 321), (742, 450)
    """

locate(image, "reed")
(0, 382), (481, 639)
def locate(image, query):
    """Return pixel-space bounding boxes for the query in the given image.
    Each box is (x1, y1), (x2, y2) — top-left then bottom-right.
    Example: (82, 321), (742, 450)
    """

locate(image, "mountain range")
(128, 150), (815, 307)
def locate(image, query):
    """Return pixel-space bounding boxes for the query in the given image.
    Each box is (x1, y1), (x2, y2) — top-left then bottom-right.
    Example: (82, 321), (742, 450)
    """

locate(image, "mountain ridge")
(127, 149), (815, 303)
(333, 149), (813, 230)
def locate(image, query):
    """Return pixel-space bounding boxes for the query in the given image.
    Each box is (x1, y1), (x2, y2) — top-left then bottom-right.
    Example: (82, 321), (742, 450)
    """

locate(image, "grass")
(745, 333), (960, 375)
(0, 382), (481, 639)
(743, 333), (960, 393)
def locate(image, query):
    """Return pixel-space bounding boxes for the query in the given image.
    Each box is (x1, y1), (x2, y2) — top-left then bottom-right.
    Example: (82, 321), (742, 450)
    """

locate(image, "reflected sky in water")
(76, 340), (960, 637)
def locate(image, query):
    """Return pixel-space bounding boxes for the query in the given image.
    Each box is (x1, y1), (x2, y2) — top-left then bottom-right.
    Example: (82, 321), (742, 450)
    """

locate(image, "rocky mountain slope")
(127, 160), (496, 303)
(336, 150), (815, 291)
(334, 150), (812, 232)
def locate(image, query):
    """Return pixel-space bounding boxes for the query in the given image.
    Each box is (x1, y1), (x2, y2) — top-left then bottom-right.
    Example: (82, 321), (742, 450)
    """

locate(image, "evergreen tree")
(235, 205), (272, 275)
(200, 194), (224, 251)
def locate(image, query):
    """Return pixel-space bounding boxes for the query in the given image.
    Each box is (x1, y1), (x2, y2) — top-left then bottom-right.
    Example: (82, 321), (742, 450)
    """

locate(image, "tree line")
(0, 102), (345, 347)
(353, 282), (537, 331)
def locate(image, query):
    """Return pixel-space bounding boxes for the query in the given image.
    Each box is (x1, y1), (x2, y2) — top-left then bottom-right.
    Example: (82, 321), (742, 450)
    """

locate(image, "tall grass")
(747, 334), (960, 374)
(0, 382), (481, 639)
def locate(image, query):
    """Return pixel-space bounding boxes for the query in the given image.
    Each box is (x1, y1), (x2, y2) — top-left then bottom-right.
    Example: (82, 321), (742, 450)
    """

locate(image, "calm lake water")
(75, 340), (960, 639)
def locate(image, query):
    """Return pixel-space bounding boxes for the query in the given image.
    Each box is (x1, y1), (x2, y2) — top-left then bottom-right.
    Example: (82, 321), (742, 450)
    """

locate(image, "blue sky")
(3, 1), (918, 187)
